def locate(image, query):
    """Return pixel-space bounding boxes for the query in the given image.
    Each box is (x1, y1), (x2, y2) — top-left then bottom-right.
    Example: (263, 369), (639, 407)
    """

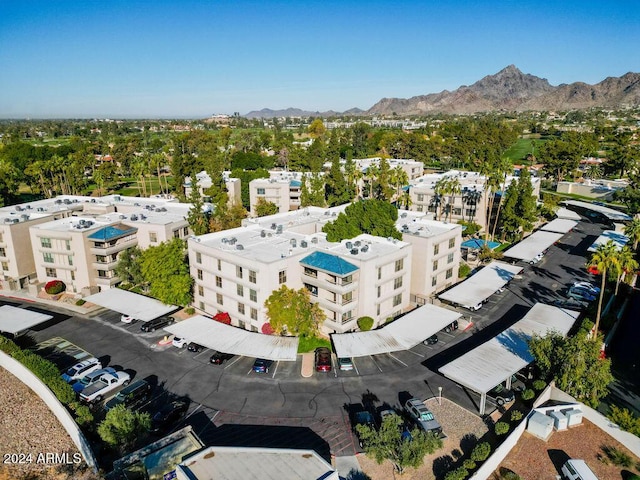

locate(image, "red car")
(315, 347), (332, 372)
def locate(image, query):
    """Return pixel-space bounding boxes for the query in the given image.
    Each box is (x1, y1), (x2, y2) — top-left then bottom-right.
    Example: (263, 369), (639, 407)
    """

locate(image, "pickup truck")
(79, 371), (131, 404)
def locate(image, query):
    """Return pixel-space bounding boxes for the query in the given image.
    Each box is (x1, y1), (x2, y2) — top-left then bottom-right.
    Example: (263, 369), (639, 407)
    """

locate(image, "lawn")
(502, 137), (548, 163)
(297, 336), (331, 353)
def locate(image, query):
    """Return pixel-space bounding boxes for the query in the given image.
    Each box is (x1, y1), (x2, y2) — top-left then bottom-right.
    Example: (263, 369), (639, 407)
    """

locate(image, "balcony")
(90, 236), (137, 255)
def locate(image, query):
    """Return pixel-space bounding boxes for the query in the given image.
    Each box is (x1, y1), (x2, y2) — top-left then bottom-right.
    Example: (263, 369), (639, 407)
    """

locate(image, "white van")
(561, 459), (598, 480)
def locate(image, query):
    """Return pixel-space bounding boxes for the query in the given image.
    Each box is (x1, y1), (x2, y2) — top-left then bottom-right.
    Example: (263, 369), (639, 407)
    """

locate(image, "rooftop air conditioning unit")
(55, 199), (62, 204)
(290, 239), (297, 247)
(221, 238), (229, 244)
(401, 212), (407, 218)
(351, 249), (358, 255)
(21, 214), (29, 220)
(271, 223), (277, 230)
(134, 203), (140, 206)
(260, 230), (266, 238)
(130, 214), (138, 221)
(345, 241), (352, 249)
(229, 237), (237, 245)
(354, 240), (361, 247)
(119, 215), (126, 219)
(236, 244), (244, 250)
(361, 245), (369, 253)
(140, 214), (146, 220)
(276, 225), (283, 233)
(301, 240), (308, 248)
(90, 199), (96, 203)
(15, 206), (22, 211)
(311, 237), (318, 244)
(37, 207), (45, 212)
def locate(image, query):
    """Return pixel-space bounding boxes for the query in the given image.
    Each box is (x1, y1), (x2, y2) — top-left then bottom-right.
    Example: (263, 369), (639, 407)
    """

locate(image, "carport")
(0, 305), (52, 335)
(437, 261), (523, 309)
(540, 218), (578, 234)
(562, 200), (632, 222)
(438, 303), (580, 414)
(587, 230), (629, 253)
(501, 230), (564, 263)
(84, 289), (177, 322)
(555, 207), (581, 221)
(331, 303), (462, 358)
(163, 315), (299, 361)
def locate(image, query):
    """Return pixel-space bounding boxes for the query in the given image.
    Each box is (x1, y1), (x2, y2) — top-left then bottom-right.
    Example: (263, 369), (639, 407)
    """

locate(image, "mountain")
(367, 66), (640, 115)
(243, 67), (640, 117)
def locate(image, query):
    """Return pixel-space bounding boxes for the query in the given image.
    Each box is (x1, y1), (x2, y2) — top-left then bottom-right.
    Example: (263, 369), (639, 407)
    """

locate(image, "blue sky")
(1, 0), (639, 118)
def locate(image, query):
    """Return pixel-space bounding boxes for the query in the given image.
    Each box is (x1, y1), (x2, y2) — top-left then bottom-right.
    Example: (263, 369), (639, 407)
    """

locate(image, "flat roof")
(164, 315), (299, 361)
(502, 230), (565, 262)
(177, 446), (338, 480)
(332, 304), (462, 358)
(588, 230), (629, 252)
(562, 200), (632, 222)
(540, 218), (578, 234)
(439, 303), (579, 393)
(437, 261), (523, 308)
(84, 289), (177, 322)
(0, 305), (53, 334)
(555, 207), (581, 221)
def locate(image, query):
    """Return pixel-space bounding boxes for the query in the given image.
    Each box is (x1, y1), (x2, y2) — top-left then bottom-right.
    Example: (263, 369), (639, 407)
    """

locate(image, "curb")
(300, 352), (314, 378)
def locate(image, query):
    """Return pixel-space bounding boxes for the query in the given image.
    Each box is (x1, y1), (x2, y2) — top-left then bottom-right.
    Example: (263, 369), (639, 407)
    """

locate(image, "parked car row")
(567, 281), (600, 303)
(172, 336), (204, 352)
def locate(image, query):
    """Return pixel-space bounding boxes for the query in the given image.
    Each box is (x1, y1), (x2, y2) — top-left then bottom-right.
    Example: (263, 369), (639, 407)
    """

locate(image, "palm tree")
(445, 177), (461, 222)
(463, 189), (482, 223)
(587, 241), (621, 335)
(434, 177), (450, 221)
(613, 246), (639, 296)
(490, 158), (513, 241)
(391, 166), (409, 202)
(623, 218), (640, 251)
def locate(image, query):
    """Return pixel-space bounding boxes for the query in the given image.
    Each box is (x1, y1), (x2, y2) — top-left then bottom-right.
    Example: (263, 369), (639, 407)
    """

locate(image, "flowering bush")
(44, 280), (66, 295)
(261, 323), (274, 335)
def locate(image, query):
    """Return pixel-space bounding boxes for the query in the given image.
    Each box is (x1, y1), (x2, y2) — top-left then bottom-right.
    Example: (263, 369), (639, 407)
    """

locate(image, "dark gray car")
(404, 398), (442, 435)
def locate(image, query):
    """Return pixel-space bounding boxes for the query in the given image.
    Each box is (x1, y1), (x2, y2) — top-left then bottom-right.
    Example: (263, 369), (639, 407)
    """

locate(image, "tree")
(356, 413), (443, 474)
(587, 241), (621, 334)
(307, 119), (326, 139)
(514, 168), (538, 235)
(623, 218), (640, 251)
(139, 238), (193, 305)
(209, 201), (247, 232)
(264, 285), (324, 337)
(115, 247), (144, 286)
(612, 246), (638, 296)
(97, 404), (151, 452)
(255, 197), (278, 217)
(529, 321), (613, 407)
(322, 199), (401, 242)
(186, 178), (210, 235)
(300, 174), (326, 207)
(325, 157), (352, 206)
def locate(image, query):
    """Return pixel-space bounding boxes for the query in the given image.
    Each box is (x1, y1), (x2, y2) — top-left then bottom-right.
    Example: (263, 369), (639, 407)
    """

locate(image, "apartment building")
(249, 171), (319, 215)
(184, 171), (242, 206)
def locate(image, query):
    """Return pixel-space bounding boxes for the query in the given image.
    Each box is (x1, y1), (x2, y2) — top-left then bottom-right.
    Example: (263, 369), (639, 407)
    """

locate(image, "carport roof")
(84, 289), (177, 322)
(501, 230), (564, 262)
(437, 261), (523, 309)
(562, 200), (632, 222)
(540, 218), (578, 234)
(555, 207), (581, 221)
(0, 305), (53, 334)
(588, 230), (629, 252)
(332, 303), (462, 358)
(163, 315), (299, 361)
(439, 303), (579, 394)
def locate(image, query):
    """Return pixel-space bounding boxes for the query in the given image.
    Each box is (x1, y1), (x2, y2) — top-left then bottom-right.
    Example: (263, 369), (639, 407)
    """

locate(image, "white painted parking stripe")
(369, 355), (383, 372)
(388, 353), (408, 366)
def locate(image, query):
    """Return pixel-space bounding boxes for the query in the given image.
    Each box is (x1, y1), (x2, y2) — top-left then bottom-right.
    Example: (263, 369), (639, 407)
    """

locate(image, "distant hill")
(244, 66), (640, 117)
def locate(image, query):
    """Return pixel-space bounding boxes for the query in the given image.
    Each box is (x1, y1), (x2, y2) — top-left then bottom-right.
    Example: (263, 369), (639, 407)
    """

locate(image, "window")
(238, 303), (245, 315)
(393, 293), (402, 307)
(216, 276), (222, 288)
(446, 268), (453, 279)
(377, 304), (380, 315)
(199, 301), (205, 310)
(257, 188), (265, 195)
(0, 232), (3, 242)
(250, 289), (257, 302)
(447, 252), (454, 264)
(195, 252), (202, 264)
(449, 238), (455, 249)
(417, 205), (424, 212)
(236, 265), (243, 278)
(432, 260), (438, 271)
(197, 269), (203, 280)
(305, 283), (318, 296)
(342, 291), (352, 304)
(342, 274), (352, 285)
(43, 252), (54, 263)
(216, 293), (223, 305)
(251, 326), (258, 332)
(149, 232), (157, 243)
(395, 258), (403, 272)
(68, 255), (73, 266)
(198, 286), (204, 296)
(304, 267), (317, 278)
(1, 262), (8, 271)
(341, 311), (353, 324)
(183, 227), (188, 236)
(217, 258), (222, 271)
(239, 320), (246, 329)
(173, 230), (180, 239)
(40, 237), (52, 248)
(65, 240), (71, 251)
(433, 243), (439, 255)
(377, 285), (381, 298)
(394, 277), (403, 289)
(45, 267), (56, 277)
(377, 267), (382, 280)
(0, 247), (5, 257)
(249, 270), (256, 284)
(237, 284), (244, 296)
(250, 308), (257, 320)
(432, 277), (437, 287)
(70, 271), (75, 281)
(279, 270), (287, 284)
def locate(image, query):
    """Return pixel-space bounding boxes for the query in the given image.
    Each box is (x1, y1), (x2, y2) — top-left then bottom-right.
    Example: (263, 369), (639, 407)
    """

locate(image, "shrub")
(607, 405), (640, 436)
(75, 299), (86, 306)
(495, 421), (510, 435)
(463, 459), (476, 470)
(184, 307), (195, 315)
(521, 388), (535, 401)
(44, 280), (66, 295)
(70, 401), (94, 426)
(458, 220), (481, 236)
(510, 410), (523, 422)
(499, 469), (522, 480)
(601, 445), (633, 468)
(532, 379), (547, 391)
(458, 263), (472, 278)
(444, 466), (468, 480)
(357, 316), (374, 331)
(471, 442), (491, 462)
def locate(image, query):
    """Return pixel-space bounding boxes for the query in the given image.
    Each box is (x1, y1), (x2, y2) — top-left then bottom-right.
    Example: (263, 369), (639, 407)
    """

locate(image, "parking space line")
(271, 361), (279, 378)
(369, 355), (383, 372)
(224, 356), (242, 369)
(193, 349), (210, 359)
(388, 353), (408, 366)
(353, 359), (360, 376)
(406, 348), (425, 358)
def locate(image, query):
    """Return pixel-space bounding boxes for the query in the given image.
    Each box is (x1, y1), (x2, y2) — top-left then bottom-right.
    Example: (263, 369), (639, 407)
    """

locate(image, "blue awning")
(300, 251), (358, 276)
(88, 224), (137, 241)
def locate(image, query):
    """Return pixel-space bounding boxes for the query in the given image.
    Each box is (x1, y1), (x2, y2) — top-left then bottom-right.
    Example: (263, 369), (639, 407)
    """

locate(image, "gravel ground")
(358, 397), (489, 480)
(0, 367), (99, 480)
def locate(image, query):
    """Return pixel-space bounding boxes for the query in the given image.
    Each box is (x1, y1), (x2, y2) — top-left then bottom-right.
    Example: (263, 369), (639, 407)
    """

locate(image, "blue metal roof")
(300, 251), (358, 276)
(88, 224), (137, 241)
(461, 239), (501, 250)
(289, 180), (302, 187)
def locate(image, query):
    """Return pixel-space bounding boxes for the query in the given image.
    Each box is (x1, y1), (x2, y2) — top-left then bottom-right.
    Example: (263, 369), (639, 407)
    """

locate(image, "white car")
(468, 302), (483, 311)
(529, 252), (544, 264)
(61, 357), (102, 383)
(121, 314), (137, 324)
(172, 337), (188, 348)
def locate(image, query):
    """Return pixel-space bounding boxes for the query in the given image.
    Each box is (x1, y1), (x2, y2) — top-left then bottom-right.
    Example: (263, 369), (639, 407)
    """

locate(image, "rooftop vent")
(271, 223), (277, 230)
(55, 199), (62, 204)
(354, 240), (361, 247)
(260, 230), (266, 238)
(361, 245), (369, 253)
(229, 237), (237, 245)
(63, 199), (71, 204)
(401, 212), (407, 218)
(236, 244), (244, 250)
(36, 207), (45, 212)
(15, 206), (22, 211)
(221, 238), (229, 244)
(276, 225), (283, 234)
(130, 214), (138, 221)
(301, 240), (308, 248)
(345, 241), (352, 250)
(134, 202), (140, 207)
(350, 248), (358, 255)
(90, 199), (96, 203)
(311, 237), (318, 244)
(139, 214), (146, 220)
(20, 214), (29, 221)
(119, 215), (126, 219)
(290, 238), (297, 248)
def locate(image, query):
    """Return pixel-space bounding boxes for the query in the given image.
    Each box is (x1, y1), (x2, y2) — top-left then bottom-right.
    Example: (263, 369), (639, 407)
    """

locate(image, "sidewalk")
(334, 455), (365, 480)
(0, 288), (102, 316)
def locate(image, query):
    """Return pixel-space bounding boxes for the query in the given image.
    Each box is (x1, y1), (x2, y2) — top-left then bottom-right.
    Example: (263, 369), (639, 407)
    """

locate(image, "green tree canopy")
(356, 413), (443, 474)
(139, 238), (193, 305)
(115, 246), (144, 286)
(322, 199), (401, 242)
(264, 285), (324, 337)
(98, 404), (151, 452)
(255, 197), (279, 217)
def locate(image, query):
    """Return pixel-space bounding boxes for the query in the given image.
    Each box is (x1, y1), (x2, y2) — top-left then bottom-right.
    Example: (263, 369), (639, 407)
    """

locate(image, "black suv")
(140, 316), (175, 332)
(104, 379), (151, 411)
